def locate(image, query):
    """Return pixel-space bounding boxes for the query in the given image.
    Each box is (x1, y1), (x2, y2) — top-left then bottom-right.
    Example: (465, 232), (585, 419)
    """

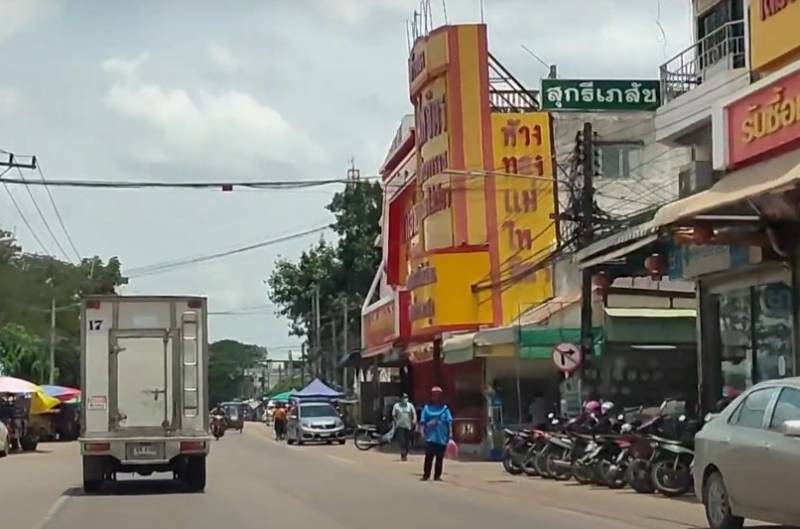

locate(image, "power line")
(0, 167), (51, 255)
(36, 163), (81, 262)
(16, 168), (72, 262)
(126, 224), (330, 278)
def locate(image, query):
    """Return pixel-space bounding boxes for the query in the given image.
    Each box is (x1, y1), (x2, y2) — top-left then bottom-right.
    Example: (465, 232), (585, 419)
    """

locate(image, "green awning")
(518, 326), (604, 359)
(602, 308), (696, 343)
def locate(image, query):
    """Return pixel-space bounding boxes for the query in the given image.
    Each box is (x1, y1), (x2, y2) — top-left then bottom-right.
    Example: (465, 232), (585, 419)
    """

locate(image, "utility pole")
(313, 285), (321, 378)
(579, 122), (595, 366)
(300, 342), (307, 386)
(342, 298), (349, 387)
(49, 296), (56, 384)
(0, 153), (37, 169)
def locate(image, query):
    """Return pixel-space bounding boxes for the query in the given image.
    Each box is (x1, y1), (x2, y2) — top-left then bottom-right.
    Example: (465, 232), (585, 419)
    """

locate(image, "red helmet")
(583, 400), (601, 413)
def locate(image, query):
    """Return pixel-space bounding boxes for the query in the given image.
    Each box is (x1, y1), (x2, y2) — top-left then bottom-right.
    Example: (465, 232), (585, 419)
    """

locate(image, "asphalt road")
(0, 427), (777, 529)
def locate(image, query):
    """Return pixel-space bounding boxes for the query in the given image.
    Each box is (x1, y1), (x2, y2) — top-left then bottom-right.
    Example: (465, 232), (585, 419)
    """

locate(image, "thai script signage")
(362, 297), (397, 351)
(751, 0), (800, 73)
(541, 79), (660, 111)
(490, 112), (557, 324)
(726, 68), (800, 167)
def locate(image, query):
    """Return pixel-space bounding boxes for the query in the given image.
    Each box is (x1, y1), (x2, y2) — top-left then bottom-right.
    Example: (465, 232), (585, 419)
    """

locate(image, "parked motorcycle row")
(502, 400), (699, 498)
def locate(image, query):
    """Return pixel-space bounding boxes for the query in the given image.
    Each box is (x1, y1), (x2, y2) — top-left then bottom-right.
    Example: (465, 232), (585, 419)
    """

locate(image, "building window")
(597, 144), (642, 179)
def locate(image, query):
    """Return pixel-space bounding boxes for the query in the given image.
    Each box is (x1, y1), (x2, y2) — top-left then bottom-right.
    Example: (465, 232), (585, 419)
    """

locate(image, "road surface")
(0, 426), (775, 529)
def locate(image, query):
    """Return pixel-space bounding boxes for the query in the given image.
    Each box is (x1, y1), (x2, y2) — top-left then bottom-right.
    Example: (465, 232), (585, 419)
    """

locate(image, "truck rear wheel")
(183, 456), (206, 492)
(20, 434), (38, 451)
(82, 456), (104, 493)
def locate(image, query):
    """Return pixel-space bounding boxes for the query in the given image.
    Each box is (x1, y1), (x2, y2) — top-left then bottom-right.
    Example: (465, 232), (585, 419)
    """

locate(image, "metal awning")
(578, 235), (658, 269)
(442, 332), (475, 365)
(654, 149), (800, 227)
(474, 326), (515, 347)
(517, 293), (581, 326)
(575, 220), (658, 262)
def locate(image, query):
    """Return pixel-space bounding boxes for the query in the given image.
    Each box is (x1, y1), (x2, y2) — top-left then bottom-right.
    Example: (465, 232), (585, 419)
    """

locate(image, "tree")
(0, 227), (125, 386)
(0, 322), (47, 382)
(268, 181), (382, 370)
(208, 339), (265, 403)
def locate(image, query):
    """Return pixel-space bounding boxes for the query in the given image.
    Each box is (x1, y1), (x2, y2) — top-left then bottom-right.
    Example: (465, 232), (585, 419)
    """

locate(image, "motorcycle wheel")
(20, 434), (38, 452)
(534, 448), (552, 479)
(353, 431), (373, 451)
(597, 459), (626, 489)
(626, 459), (655, 493)
(502, 449), (523, 475)
(573, 462), (595, 485)
(545, 449), (572, 481)
(522, 451), (539, 477)
(651, 458), (692, 497)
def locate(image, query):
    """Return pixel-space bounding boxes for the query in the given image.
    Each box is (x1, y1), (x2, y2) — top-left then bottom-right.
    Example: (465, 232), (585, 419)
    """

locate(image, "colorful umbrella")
(41, 385), (81, 402)
(0, 376), (61, 414)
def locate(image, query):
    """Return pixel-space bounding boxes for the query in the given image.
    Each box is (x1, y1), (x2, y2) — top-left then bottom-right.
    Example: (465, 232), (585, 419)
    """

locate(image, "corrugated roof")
(603, 307), (697, 318)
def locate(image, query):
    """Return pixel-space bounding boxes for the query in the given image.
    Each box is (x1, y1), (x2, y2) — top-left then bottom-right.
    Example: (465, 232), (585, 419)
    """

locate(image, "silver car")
(694, 378), (800, 528)
(286, 402), (346, 446)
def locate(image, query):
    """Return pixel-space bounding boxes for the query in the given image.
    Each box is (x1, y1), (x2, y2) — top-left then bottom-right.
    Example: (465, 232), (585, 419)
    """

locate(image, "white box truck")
(79, 295), (211, 492)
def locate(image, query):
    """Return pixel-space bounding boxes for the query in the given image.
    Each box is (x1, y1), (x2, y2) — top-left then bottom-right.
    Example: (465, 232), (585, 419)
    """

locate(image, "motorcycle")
(353, 423), (395, 451)
(650, 436), (694, 497)
(210, 414), (227, 440)
(502, 428), (546, 476)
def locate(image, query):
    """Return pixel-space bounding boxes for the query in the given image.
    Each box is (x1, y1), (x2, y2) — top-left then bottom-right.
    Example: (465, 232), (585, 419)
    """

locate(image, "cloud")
(306, 0), (410, 26)
(208, 43), (242, 73)
(101, 54), (327, 171)
(0, 0), (56, 44)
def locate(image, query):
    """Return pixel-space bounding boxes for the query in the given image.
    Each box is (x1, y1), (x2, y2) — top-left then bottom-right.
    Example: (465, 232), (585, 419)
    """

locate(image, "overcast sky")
(0, 0), (692, 358)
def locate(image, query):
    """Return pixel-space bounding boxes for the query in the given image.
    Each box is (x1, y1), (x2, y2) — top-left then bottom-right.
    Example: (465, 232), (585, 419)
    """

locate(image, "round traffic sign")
(552, 342), (582, 373)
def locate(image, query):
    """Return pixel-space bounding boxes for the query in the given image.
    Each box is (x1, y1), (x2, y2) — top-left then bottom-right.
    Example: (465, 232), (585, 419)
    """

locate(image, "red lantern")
(692, 223), (714, 244)
(644, 253), (665, 281)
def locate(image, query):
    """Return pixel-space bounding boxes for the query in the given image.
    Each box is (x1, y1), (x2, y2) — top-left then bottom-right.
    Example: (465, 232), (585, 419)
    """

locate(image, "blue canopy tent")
(291, 378), (343, 401)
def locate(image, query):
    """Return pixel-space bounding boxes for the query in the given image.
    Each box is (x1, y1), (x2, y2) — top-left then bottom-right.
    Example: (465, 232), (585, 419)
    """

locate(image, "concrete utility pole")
(300, 342), (307, 386)
(330, 312), (337, 383)
(49, 296), (56, 384)
(342, 298), (349, 360)
(579, 122), (595, 366)
(313, 285), (321, 378)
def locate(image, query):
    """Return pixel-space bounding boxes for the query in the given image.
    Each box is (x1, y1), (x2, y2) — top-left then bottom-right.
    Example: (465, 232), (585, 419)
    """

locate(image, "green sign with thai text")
(541, 79), (661, 111)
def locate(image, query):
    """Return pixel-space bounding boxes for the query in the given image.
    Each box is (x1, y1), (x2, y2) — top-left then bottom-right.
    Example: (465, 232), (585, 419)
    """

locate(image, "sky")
(0, 0), (692, 359)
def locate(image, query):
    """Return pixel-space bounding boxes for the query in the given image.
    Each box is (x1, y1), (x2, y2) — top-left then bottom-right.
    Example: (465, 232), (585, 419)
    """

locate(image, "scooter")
(211, 414), (227, 440)
(502, 428), (543, 476)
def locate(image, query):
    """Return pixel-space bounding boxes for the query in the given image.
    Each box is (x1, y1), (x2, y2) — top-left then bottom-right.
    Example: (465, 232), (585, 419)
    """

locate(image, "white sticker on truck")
(88, 395), (108, 410)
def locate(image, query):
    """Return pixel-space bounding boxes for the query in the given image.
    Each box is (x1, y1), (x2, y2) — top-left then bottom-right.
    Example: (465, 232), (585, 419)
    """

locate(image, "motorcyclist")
(210, 403), (227, 423)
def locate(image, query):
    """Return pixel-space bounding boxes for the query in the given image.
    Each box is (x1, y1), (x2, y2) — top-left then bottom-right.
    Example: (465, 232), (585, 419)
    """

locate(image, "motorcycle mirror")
(547, 412), (555, 419)
(617, 413), (625, 421)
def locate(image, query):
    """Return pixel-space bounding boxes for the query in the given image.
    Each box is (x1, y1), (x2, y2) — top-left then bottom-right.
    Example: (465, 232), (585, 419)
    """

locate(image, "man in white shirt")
(392, 393), (417, 461)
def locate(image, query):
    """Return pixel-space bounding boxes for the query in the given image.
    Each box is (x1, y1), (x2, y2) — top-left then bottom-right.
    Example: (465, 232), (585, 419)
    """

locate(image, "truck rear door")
(112, 330), (173, 431)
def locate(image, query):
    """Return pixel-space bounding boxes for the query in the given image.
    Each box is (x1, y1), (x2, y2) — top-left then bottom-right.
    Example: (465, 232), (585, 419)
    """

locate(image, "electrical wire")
(0, 167), (52, 255)
(15, 167), (72, 262)
(125, 224), (330, 278)
(36, 163), (81, 262)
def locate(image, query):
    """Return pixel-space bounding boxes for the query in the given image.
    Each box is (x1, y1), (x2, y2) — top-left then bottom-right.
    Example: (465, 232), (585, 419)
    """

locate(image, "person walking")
(273, 404), (287, 440)
(392, 393), (416, 461)
(420, 386), (453, 481)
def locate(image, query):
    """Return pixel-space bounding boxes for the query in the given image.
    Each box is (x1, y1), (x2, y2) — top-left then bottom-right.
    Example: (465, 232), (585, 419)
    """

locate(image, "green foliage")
(268, 181), (382, 355)
(267, 375), (303, 397)
(209, 339), (265, 404)
(0, 322), (47, 382)
(0, 228), (124, 385)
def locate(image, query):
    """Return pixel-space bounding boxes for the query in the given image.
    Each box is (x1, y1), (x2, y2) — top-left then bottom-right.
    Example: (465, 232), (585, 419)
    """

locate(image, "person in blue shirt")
(419, 386), (453, 481)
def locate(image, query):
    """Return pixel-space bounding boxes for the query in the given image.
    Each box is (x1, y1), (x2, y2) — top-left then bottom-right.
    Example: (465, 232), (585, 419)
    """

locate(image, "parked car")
(286, 402), (346, 445)
(0, 420), (9, 457)
(694, 378), (800, 529)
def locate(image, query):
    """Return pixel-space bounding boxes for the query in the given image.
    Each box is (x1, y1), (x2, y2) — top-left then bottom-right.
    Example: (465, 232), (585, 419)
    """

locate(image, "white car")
(0, 421), (9, 457)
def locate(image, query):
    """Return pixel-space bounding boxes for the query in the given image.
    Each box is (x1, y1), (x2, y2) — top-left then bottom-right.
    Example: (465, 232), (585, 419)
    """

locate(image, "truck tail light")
(84, 442), (110, 453)
(188, 299), (202, 309)
(86, 300), (101, 309)
(180, 440), (206, 453)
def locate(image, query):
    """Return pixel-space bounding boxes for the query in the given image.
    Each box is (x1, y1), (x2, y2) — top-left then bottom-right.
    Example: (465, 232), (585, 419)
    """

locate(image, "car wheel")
(704, 471), (744, 529)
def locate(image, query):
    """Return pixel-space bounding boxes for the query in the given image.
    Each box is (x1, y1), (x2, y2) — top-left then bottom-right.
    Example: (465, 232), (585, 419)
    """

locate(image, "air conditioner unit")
(678, 161), (714, 198)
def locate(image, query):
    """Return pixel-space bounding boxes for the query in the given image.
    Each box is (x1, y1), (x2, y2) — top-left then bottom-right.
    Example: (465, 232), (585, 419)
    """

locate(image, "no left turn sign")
(552, 342), (582, 374)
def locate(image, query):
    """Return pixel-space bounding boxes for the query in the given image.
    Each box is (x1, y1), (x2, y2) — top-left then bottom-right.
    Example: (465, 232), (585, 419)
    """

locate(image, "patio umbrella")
(0, 376), (60, 414)
(41, 385), (81, 402)
(0, 376), (40, 394)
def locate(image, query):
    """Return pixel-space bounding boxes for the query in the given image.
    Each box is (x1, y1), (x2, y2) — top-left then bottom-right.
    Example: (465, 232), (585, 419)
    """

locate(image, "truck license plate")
(130, 443), (160, 459)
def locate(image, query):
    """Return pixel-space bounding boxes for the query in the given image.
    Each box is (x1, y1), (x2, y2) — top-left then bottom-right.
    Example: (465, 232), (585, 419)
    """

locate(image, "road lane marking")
(31, 494), (68, 529)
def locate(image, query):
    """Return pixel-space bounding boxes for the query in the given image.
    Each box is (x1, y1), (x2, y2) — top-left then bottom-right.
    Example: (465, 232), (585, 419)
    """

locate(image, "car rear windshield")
(300, 405), (337, 418)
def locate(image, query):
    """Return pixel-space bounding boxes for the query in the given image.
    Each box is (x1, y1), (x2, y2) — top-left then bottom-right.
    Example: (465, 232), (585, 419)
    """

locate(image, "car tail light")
(180, 440), (206, 453)
(86, 300), (101, 309)
(84, 442), (110, 452)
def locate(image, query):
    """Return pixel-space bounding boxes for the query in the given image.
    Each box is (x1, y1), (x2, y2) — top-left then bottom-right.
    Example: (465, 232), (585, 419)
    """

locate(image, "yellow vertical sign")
(490, 113), (557, 324)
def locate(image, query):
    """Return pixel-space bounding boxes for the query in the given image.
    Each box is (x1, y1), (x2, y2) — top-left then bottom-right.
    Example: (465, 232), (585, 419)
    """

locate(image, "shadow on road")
(9, 449), (54, 456)
(63, 479), (200, 497)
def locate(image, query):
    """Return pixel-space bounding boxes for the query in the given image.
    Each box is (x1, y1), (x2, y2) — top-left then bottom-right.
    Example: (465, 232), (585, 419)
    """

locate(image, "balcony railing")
(660, 20), (746, 103)
(490, 89), (539, 113)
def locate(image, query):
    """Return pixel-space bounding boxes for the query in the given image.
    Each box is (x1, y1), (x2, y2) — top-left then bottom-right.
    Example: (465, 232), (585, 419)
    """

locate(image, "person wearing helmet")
(601, 401), (615, 416)
(420, 386), (453, 481)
